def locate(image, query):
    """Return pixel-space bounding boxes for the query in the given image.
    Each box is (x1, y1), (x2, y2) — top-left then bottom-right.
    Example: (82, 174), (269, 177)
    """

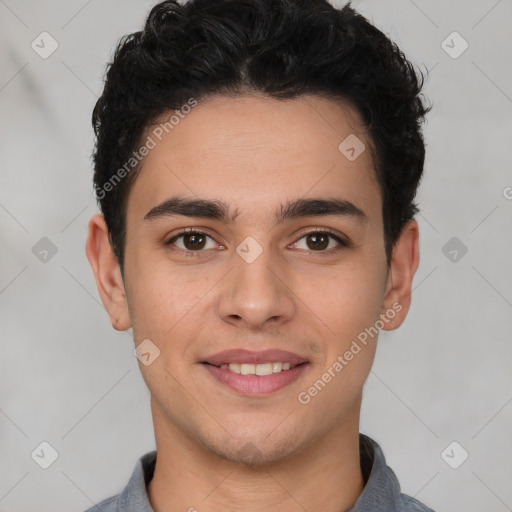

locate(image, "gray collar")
(114, 434), (433, 512)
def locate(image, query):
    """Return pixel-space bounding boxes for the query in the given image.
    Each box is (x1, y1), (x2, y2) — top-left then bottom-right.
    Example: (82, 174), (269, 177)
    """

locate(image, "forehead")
(126, 94), (382, 226)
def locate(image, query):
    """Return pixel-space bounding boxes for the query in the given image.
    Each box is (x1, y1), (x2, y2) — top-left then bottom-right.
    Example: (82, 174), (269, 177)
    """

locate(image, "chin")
(204, 435), (297, 467)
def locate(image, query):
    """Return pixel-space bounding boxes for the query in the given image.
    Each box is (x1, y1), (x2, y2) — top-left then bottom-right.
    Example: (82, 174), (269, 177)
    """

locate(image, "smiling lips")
(202, 348), (310, 395)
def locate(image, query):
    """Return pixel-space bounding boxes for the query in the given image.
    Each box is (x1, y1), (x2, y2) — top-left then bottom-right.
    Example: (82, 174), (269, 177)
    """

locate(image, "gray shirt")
(84, 434), (435, 512)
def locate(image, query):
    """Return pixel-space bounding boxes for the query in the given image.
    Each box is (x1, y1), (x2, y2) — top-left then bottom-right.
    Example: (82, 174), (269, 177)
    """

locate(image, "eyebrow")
(144, 196), (368, 225)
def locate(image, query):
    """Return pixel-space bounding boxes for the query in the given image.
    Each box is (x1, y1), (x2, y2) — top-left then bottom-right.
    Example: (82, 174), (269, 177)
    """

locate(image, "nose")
(217, 247), (296, 331)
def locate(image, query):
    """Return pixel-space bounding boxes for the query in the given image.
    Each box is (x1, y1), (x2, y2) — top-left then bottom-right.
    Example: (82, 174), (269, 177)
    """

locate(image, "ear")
(85, 213), (131, 331)
(380, 219), (420, 331)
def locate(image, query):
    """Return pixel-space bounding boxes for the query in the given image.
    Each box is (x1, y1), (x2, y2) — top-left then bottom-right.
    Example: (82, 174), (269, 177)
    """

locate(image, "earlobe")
(85, 213), (132, 331)
(380, 219), (420, 331)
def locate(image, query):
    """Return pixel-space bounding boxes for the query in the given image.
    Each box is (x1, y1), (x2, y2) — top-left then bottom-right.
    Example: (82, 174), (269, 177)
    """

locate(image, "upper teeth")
(220, 362), (295, 375)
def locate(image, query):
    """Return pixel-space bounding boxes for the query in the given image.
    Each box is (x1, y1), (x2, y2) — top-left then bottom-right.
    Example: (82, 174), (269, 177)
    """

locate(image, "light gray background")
(1, 0), (511, 510)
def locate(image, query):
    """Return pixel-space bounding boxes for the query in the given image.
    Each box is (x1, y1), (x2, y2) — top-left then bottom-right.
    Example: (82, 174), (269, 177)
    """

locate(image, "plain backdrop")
(1, 0), (511, 510)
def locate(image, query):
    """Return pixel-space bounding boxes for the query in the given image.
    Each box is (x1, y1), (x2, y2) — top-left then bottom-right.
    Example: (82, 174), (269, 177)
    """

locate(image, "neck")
(147, 402), (365, 512)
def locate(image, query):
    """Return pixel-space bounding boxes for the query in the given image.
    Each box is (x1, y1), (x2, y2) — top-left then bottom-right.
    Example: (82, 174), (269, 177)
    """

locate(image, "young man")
(85, 0), (433, 510)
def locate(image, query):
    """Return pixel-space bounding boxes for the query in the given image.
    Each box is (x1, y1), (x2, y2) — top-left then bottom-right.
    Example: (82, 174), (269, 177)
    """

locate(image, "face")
(87, 94), (418, 465)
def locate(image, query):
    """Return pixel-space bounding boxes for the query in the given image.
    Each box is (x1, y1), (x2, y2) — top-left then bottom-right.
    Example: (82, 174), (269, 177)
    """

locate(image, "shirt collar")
(347, 434), (403, 511)
(117, 434), (406, 511)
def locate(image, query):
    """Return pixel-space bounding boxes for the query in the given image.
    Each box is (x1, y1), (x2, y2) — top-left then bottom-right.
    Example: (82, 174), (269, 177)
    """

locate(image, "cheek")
(305, 261), (384, 342)
(125, 262), (194, 337)
(125, 258), (223, 353)
(298, 274), (380, 411)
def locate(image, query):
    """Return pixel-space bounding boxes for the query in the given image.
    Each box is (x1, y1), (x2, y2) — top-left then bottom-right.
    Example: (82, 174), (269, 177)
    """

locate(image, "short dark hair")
(91, 0), (431, 273)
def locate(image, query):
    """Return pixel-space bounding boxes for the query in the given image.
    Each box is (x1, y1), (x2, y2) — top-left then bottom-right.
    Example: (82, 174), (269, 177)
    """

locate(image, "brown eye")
(305, 233), (329, 250)
(293, 230), (348, 252)
(182, 233), (207, 250)
(166, 230), (217, 251)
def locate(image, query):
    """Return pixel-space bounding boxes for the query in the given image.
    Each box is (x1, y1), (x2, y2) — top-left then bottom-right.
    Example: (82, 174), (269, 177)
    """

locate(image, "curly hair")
(91, 0), (431, 273)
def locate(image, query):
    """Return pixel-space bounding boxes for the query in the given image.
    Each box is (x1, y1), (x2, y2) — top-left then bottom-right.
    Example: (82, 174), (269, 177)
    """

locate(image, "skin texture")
(86, 94), (419, 512)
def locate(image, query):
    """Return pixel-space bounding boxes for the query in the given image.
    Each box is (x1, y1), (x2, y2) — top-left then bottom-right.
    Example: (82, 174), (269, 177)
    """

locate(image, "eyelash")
(164, 227), (350, 256)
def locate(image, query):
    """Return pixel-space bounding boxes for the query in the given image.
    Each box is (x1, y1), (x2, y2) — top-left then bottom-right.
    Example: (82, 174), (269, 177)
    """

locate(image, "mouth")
(200, 349), (310, 396)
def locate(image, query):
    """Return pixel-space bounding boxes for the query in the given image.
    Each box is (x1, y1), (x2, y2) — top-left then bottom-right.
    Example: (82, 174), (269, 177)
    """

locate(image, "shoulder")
(399, 494), (436, 512)
(80, 450), (157, 512)
(82, 493), (119, 512)
(357, 434), (436, 512)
